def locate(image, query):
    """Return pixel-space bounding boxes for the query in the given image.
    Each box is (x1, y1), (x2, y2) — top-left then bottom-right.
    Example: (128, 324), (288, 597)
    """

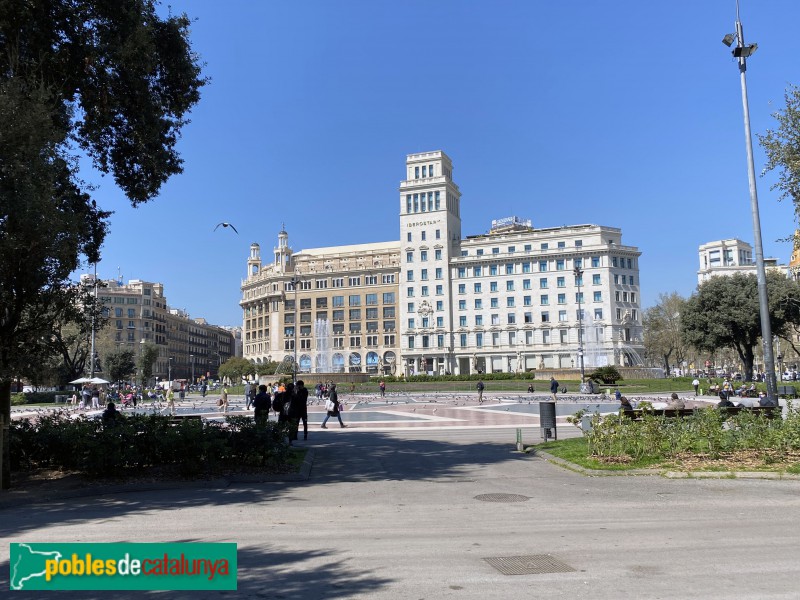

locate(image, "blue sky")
(80, 0), (800, 327)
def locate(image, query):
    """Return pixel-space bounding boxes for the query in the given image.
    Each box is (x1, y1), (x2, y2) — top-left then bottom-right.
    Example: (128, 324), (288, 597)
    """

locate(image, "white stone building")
(241, 150), (644, 376)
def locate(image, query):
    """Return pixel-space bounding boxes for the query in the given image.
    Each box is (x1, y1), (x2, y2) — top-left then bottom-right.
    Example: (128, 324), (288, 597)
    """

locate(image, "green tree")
(106, 350), (136, 386)
(759, 84), (800, 219)
(681, 273), (800, 381)
(0, 1), (205, 489)
(138, 344), (160, 388)
(219, 357), (257, 384)
(643, 292), (688, 376)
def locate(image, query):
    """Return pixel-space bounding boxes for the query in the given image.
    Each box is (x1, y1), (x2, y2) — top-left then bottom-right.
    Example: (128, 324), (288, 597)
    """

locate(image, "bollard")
(516, 428), (524, 452)
(700, 388), (704, 396)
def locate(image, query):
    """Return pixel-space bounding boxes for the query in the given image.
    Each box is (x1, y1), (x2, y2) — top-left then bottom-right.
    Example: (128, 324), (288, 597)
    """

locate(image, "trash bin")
(539, 401), (557, 441)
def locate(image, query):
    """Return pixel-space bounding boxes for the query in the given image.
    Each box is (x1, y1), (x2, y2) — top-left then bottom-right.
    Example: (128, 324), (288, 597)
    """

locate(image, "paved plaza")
(3, 392), (799, 598)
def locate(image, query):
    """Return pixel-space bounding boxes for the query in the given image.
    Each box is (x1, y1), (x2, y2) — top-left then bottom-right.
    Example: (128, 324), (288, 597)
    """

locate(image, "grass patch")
(533, 437), (662, 471)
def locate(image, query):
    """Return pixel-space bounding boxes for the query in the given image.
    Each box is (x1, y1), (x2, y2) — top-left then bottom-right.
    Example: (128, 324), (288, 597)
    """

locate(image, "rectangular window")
(407, 232), (412, 242)
(506, 281), (514, 291)
(541, 311), (549, 323)
(542, 330), (550, 344)
(621, 274), (627, 284)
(366, 293), (378, 305)
(383, 306), (395, 318)
(556, 259), (565, 270)
(460, 334), (467, 347)
(475, 315), (483, 326)
(475, 299), (483, 309)
(382, 274), (396, 284)
(505, 264), (514, 275)
(436, 285), (443, 295)
(630, 276), (635, 286)
(612, 257), (618, 267)
(384, 320), (395, 331)
(523, 296), (532, 306)
(407, 270), (414, 281)
(383, 292), (395, 304)
(506, 297), (515, 307)
(594, 308), (603, 320)
(458, 267), (466, 278)
(523, 279), (531, 290)
(384, 334), (395, 345)
(507, 314), (516, 324)
(458, 300), (466, 310)
(592, 256), (600, 267)
(349, 295), (361, 306)
(459, 316), (467, 327)
(406, 251), (414, 263)
(522, 262), (531, 273)
(539, 278), (548, 289)
(316, 297), (328, 308)
(557, 241), (566, 249)
(349, 308), (361, 320)
(420, 250), (428, 261)
(490, 265), (498, 276)
(435, 268), (443, 279)
(557, 277), (565, 288)
(593, 291), (602, 302)
(421, 286), (429, 296)
(436, 301), (443, 311)
(435, 249), (442, 260)
(508, 246), (516, 253)
(366, 307), (378, 319)
(592, 274), (601, 285)
(476, 333), (483, 347)
(575, 240), (583, 247)
(490, 282), (498, 292)
(540, 295), (549, 305)
(435, 228), (441, 239)
(458, 284), (466, 294)
(558, 310), (567, 322)
(332, 277), (344, 288)
(557, 293), (566, 304)
(407, 302), (415, 313)
(490, 298), (499, 308)
(560, 329), (568, 344)
(539, 261), (548, 272)
(408, 318), (415, 329)
(349, 276), (361, 286)
(333, 310), (345, 321)
(437, 316), (444, 327)
(421, 269), (428, 280)
(474, 283), (482, 293)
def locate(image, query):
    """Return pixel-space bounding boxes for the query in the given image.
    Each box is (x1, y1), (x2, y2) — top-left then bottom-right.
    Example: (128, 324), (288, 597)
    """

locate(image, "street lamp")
(290, 274), (300, 383)
(190, 354), (194, 388)
(168, 357), (173, 387)
(723, 1), (777, 403)
(777, 353), (784, 381)
(139, 338), (146, 391)
(573, 264), (585, 384)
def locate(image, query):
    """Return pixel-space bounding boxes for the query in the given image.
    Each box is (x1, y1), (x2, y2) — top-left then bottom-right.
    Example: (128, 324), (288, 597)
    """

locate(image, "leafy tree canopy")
(681, 273), (800, 380)
(759, 84), (800, 220)
(643, 292), (688, 376)
(106, 349), (136, 385)
(0, 0), (205, 488)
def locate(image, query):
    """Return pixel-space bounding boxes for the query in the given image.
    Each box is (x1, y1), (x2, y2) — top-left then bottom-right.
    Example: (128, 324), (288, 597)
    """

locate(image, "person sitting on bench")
(666, 393), (685, 409)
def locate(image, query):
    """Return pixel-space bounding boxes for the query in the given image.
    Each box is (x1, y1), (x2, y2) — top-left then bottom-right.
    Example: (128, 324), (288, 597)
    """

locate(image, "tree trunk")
(1, 379), (10, 490)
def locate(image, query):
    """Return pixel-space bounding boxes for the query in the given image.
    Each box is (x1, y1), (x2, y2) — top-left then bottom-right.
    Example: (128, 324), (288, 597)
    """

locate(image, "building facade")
(241, 151), (644, 376)
(86, 276), (236, 383)
(698, 238), (787, 284)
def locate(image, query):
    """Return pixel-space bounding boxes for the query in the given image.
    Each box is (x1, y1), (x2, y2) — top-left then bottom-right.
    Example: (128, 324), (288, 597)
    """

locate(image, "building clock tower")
(398, 151), (462, 376)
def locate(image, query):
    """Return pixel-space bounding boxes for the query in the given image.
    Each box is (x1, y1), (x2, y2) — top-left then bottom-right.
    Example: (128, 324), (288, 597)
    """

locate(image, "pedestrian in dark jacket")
(274, 383), (293, 426)
(289, 380), (309, 441)
(321, 384), (346, 428)
(253, 385), (271, 422)
(550, 377), (559, 402)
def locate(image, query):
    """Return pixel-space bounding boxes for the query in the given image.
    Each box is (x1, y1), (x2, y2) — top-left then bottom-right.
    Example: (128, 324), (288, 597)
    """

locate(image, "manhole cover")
(484, 554), (576, 576)
(474, 493), (529, 503)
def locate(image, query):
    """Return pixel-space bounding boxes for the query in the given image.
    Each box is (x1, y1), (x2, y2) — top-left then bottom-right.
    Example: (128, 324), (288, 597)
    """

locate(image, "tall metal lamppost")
(190, 354), (194, 388)
(722, 1), (778, 403)
(168, 357), (173, 387)
(573, 264), (585, 384)
(290, 274), (301, 383)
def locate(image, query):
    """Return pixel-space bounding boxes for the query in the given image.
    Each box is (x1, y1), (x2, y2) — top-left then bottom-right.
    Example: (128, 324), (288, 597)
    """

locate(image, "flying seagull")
(214, 222), (239, 234)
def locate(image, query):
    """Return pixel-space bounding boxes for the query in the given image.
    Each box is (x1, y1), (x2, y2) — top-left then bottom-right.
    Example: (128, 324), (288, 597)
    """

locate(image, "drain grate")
(474, 493), (530, 503)
(483, 554), (576, 576)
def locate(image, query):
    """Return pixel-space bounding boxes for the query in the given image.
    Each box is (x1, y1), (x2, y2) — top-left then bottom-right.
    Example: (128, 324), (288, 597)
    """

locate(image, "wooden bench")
(168, 415), (203, 426)
(623, 406), (778, 421)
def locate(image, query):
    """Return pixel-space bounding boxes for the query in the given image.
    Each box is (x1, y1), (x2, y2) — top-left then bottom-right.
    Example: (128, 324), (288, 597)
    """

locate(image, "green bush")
(10, 412), (293, 479)
(11, 393), (28, 406)
(588, 366), (623, 384)
(586, 405), (800, 462)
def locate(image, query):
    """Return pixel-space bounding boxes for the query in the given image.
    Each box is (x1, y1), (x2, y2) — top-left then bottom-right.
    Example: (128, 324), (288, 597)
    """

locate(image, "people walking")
(289, 380), (310, 441)
(379, 380), (386, 399)
(165, 387), (176, 416)
(550, 377), (559, 402)
(321, 384), (346, 428)
(219, 386), (229, 413)
(244, 381), (252, 410)
(253, 384), (271, 422)
(91, 386), (101, 409)
(692, 378), (700, 396)
(477, 379), (485, 403)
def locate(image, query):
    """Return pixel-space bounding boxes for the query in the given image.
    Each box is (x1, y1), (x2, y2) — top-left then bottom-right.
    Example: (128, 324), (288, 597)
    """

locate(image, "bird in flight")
(214, 222), (239, 234)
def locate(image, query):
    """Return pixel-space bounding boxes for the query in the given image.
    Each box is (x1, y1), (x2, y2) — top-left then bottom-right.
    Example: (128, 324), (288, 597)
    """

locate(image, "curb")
(0, 448), (315, 510)
(535, 449), (800, 480)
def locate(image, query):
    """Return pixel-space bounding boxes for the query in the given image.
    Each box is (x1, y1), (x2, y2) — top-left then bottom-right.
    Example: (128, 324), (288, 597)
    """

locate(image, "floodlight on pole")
(724, 0), (777, 403)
